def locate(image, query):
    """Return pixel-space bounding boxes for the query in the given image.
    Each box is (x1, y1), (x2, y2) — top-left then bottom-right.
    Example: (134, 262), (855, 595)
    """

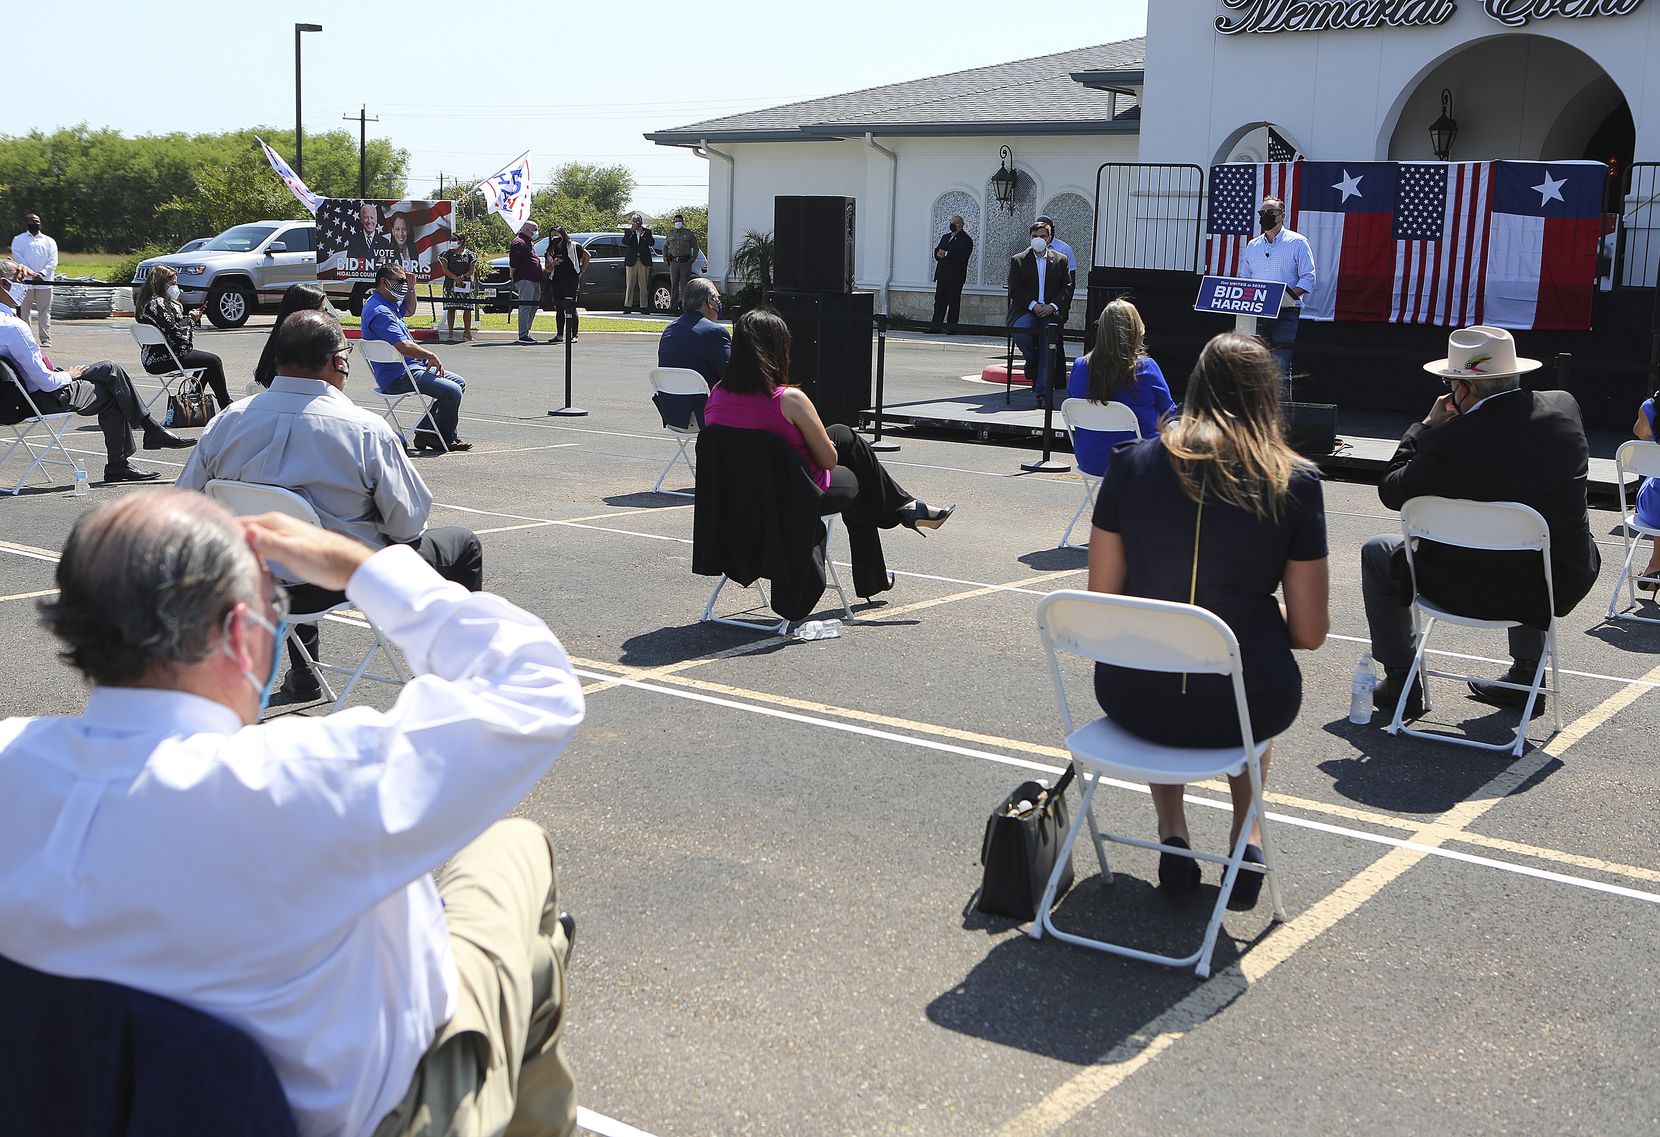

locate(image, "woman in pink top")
(705, 309), (955, 599)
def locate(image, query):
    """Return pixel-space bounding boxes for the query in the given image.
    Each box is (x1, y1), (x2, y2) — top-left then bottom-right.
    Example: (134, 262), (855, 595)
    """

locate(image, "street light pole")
(294, 23), (323, 178)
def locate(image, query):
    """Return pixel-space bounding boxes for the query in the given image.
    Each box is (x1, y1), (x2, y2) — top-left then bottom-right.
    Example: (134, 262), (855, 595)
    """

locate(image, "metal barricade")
(1091, 163), (1206, 275)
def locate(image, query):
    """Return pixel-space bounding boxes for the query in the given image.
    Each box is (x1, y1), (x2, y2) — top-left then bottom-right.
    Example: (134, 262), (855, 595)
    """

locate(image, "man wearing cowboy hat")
(1360, 325), (1600, 717)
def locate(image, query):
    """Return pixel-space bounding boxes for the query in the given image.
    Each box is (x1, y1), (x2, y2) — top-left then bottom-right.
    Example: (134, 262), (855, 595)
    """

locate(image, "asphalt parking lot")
(3, 316), (1658, 1137)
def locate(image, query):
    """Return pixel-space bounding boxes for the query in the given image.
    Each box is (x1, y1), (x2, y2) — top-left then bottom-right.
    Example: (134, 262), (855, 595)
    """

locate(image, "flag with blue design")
(256, 137), (322, 214)
(477, 151), (534, 233)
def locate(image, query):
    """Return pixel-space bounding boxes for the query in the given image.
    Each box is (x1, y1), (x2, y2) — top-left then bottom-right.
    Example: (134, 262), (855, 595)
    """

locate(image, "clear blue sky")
(12, 1), (1147, 213)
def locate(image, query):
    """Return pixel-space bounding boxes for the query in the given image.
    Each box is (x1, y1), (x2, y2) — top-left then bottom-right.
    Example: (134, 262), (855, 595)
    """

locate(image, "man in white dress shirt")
(0, 490), (585, 1137)
(1240, 196), (1316, 391)
(10, 212), (58, 347)
(176, 309), (483, 701)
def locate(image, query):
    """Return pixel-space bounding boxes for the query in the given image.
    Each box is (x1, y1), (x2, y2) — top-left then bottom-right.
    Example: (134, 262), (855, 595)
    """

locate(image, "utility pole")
(343, 105), (380, 197)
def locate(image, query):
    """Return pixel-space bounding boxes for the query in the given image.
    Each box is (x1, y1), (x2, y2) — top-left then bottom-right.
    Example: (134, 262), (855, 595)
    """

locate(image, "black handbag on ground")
(165, 375), (214, 429)
(975, 764), (1077, 920)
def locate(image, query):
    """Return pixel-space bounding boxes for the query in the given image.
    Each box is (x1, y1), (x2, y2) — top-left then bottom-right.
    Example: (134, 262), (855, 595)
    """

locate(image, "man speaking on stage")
(1241, 196), (1314, 391)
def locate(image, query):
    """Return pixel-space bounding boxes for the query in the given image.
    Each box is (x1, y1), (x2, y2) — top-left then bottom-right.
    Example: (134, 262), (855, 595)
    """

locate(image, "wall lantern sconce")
(1429, 89), (1458, 162)
(991, 145), (1019, 214)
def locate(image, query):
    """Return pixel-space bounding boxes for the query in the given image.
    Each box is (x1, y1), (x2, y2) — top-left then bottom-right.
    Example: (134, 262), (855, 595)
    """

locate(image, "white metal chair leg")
(652, 436), (696, 496)
(1059, 476), (1099, 549)
(1030, 775), (1096, 942)
(4, 416), (77, 494)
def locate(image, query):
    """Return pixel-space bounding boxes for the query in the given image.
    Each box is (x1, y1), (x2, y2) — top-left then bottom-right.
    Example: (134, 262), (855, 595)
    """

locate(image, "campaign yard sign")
(316, 199), (454, 283)
(1195, 276), (1286, 317)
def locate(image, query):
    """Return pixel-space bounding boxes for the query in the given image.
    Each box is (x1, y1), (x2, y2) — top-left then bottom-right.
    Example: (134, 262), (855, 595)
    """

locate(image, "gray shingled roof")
(645, 39), (1145, 144)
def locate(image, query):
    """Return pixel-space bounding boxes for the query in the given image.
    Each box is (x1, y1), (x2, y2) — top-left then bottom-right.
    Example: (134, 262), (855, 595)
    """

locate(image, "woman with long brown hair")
(705, 308), (954, 600)
(135, 264), (231, 410)
(1086, 332), (1329, 908)
(1065, 298), (1173, 476)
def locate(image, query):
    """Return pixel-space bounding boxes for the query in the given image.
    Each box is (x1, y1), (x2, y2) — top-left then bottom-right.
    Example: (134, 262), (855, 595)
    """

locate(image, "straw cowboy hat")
(1423, 325), (1542, 380)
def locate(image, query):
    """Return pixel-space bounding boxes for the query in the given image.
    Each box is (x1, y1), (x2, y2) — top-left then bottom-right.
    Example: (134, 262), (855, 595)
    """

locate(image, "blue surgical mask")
(223, 605), (286, 718)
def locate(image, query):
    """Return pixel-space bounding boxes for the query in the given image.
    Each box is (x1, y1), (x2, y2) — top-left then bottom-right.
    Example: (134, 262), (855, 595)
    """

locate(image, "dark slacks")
(931, 277), (964, 329)
(547, 280), (580, 338)
(285, 526), (485, 674)
(818, 423), (911, 598)
(145, 348), (230, 408)
(1360, 533), (1546, 674)
(51, 361), (153, 466)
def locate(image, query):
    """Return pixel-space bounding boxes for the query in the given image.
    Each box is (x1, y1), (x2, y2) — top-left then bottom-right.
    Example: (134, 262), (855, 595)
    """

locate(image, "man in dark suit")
(1007, 220), (1073, 405)
(621, 214), (655, 314)
(345, 201), (393, 270)
(929, 215), (973, 334)
(1362, 326), (1601, 716)
(655, 277), (727, 429)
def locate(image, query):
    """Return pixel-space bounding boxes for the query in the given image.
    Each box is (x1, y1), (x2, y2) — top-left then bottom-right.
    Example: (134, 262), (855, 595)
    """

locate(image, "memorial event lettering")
(1216, 0), (1643, 33)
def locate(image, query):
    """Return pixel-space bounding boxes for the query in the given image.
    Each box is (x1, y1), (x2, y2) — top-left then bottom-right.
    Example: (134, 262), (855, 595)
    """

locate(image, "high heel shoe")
(898, 501), (955, 534)
(859, 571), (896, 603)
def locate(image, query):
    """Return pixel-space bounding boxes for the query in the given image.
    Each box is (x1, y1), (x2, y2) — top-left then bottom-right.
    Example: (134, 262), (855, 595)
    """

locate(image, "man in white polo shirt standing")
(1241, 196), (1315, 394)
(10, 212), (58, 348)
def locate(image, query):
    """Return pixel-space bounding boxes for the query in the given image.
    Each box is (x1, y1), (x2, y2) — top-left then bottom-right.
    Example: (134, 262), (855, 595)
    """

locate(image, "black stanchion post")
(1005, 329), (1016, 406)
(1020, 321), (1071, 474)
(548, 299), (588, 417)
(869, 312), (899, 452)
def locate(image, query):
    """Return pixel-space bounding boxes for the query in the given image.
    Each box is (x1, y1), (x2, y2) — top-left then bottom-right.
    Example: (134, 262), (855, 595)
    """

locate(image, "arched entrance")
(1384, 35), (1632, 174)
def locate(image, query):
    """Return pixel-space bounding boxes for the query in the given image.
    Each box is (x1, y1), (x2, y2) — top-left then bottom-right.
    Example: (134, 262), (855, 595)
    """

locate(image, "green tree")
(550, 162), (636, 218)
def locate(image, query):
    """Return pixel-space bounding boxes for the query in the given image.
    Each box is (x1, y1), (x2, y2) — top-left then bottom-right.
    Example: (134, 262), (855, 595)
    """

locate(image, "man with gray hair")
(0, 490), (585, 1137)
(1360, 325), (1600, 718)
(621, 213), (654, 314)
(657, 276), (729, 387)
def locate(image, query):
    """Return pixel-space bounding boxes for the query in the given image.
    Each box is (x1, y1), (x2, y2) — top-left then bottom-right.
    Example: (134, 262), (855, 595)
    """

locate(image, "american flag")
(1390, 162), (1493, 325)
(256, 137), (322, 214)
(315, 199), (454, 283)
(1267, 126), (1299, 163)
(1207, 162), (1300, 277)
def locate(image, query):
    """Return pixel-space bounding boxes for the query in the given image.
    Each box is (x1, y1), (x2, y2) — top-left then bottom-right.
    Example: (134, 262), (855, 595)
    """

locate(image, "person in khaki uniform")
(0, 486), (586, 1137)
(663, 213), (702, 307)
(621, 214), (654, 313)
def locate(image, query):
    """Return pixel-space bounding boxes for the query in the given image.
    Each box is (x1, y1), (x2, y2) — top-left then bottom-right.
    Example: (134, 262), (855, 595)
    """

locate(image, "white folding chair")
(701, 515), (855, 635)
(1386, 496), (1562, 756)
(358, 338), (449, 453)
(648, 366), (709, 496)
(0, 357), (79, 495)
(1605, 439), (1660, 625)
(1030, 590), (1285, 978)
(1058, 399), (1142, 548)
(128, 323), (205, 417)
(201, 479), (411, 714)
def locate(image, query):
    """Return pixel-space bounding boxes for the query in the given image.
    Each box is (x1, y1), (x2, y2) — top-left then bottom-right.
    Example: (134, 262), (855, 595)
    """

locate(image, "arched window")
(930, 191), (981, 285)
(981, 169), (1038, 286)
(1040, 192), (1093, 274)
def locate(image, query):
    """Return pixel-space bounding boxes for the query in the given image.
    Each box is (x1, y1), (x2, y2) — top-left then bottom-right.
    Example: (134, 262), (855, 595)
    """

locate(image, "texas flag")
(1482, 161), (1604, 331)
(1295, 161), (1397, 322)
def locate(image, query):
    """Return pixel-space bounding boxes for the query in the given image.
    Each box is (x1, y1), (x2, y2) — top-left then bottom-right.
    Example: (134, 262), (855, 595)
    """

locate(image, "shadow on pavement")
(618, 621), (790, 669)
(1318, 713), (1563, 814)
(603, 491), (693, 510)
(1018, 547), (1089, 573)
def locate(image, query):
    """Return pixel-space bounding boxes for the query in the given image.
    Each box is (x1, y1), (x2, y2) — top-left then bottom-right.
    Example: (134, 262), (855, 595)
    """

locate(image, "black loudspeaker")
(767, 290), (875, 427)
(774, 196), (856, 293)
(1287, 402), (1338, 457)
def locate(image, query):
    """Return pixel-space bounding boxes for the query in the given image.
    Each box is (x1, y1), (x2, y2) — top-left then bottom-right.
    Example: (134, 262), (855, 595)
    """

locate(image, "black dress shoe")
(1374, 671), (1425, 718)
(444, 437), (474, 452)
(102, 463), (161, 483)
(142, 428), (195, 450)
(412, 431), (446, 452)
(927, 325), (942, 334)
(1158, 836), (1202, 894)
(1226, 844), (1266, 911)
(279, 670), (323, 701)
(1468, 659), (1544, 713)
(859, 570), (897, 602)
(898, 501), (955, 534)
(557, 911), (576, 967)
(944, 325), (959, 335)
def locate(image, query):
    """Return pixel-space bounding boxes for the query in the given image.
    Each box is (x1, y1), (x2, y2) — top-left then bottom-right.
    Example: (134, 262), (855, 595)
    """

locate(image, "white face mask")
(674, 221), (684, 229)
(165, 284), (181, 302)
(1030, 237), (1048, 254)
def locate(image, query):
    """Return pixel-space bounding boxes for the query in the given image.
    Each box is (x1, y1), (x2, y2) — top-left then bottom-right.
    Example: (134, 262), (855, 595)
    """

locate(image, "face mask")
(165, 284), (181, 302)
(222, 606), (285, 718)
(950, 222), (961, 232)
(674, 221), (684, 229)
(27, 224), (40, 235)
(389, 284), (409, 299)
(1030, 237), (1048, 253)
(1260, 211), (1279, 229)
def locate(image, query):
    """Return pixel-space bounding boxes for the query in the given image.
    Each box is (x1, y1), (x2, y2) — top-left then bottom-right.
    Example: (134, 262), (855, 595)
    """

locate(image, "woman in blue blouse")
(1633, 388), (1660, 590)
(1065, 299), (1174, 477)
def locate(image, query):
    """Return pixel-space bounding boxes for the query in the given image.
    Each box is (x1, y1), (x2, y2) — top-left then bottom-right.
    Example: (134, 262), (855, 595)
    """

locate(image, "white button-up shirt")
(10, 229), (58, 282)
(0, 546), (585, 1137)
(0, 310), (69, 392)
(176, 375), (431, 550)
(1243, 227), (1317, 309)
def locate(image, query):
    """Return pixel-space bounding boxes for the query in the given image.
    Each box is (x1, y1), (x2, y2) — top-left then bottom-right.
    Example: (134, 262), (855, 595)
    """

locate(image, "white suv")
(132, 220), (352, 328)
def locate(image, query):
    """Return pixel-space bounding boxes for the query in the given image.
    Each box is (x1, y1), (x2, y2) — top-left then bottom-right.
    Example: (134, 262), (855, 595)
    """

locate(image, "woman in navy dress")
(1633, 389), (1660, 589)
(1087, 332), (1329, 908)
(1065, 299), (1174, 477)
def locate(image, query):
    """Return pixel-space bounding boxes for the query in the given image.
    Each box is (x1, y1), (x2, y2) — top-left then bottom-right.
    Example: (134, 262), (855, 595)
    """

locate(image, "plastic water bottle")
(794, 618), (842, 641)
(71, 460), (88, 497)
(1349, 651), (1378, 725)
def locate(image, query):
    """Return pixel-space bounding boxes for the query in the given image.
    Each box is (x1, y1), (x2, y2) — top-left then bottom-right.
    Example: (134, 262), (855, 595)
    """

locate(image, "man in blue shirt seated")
(362, 263), (472, 452)
(654, 277), (728, 428)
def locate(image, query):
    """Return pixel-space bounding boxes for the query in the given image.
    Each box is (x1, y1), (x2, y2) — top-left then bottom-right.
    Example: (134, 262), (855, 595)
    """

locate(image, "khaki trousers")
(371, 820), (576, 1137)
(18, 284), (51, 346)
(624, 262), (650, 310)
